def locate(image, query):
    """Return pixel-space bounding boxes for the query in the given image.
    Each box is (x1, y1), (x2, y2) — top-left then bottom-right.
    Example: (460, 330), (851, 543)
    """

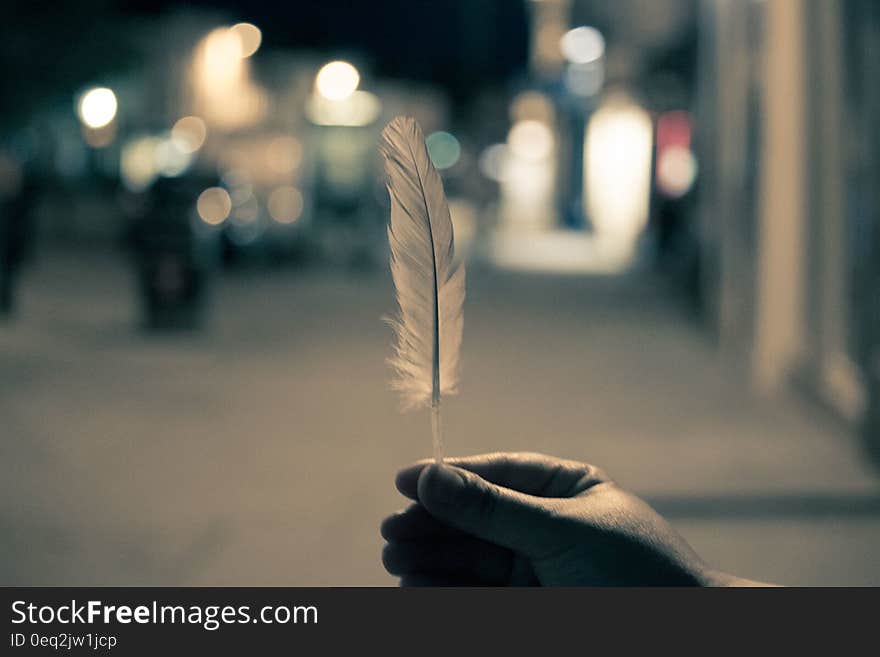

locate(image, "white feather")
(380, 116), (465, 458)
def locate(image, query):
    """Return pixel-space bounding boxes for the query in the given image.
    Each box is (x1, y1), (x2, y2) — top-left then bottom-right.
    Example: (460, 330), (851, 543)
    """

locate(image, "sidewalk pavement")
(2, 251), (878, 585)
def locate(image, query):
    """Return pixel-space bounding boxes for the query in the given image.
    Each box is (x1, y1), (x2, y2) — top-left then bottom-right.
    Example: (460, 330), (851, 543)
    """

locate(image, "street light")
(77, 87), (117, 129)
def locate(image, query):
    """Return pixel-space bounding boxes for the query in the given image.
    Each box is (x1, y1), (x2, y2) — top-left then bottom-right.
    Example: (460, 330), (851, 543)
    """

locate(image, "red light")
(656, 110), (691, 153)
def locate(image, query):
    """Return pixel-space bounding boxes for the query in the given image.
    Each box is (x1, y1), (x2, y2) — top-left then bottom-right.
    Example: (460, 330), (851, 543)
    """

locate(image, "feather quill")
(379, 116), (465, 462)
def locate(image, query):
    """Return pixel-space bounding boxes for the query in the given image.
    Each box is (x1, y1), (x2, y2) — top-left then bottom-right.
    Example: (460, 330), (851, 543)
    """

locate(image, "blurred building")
(695, 0), (880, 460)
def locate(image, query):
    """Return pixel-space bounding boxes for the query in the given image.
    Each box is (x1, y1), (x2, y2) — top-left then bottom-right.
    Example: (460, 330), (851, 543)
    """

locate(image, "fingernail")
(421, 463), (468, 507)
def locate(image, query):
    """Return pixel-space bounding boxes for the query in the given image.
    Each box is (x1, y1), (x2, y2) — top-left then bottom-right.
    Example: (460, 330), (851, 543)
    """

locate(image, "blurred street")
(3, 251), (879, 586)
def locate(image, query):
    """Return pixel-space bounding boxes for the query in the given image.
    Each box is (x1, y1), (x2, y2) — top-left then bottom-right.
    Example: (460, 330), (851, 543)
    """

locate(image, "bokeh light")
(77, 87), (117, 129)
(586, 100), (653, 244)
(154, 136), (193, 177)
(510, 90), (555, 124)
(220, 167), (253, 205)
(231, 194), (260, 225)
(120, 136), (160, 191)
(656, 110), (693, 151)
(230, 23), (261, 58)
(478, 144), (509, 182)
(315, 61), (360, 101)
(268, 186), (304, 224)
(192, 26), (266, 130)
(656, 146), (698, 198)
(560, 26), (605, 64)
(203, 27), (242, 65)
(507, 120), (554, 162)
(425, 132), (461, 170)
(305, 90), (381, 126)
(197, 187), (232, 225)
(171, 116), (207, 153)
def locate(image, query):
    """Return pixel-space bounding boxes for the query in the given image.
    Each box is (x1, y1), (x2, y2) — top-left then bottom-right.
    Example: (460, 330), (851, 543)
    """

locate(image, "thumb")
(417, 463), (556, 556)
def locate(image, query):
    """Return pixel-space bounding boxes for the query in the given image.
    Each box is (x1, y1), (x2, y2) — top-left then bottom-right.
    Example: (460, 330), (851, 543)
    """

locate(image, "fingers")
(381, 504), (540, 585)
(381, 504), (467, 542)
(388, 452), (607, 568)
(396, 452), (605, 501)
(381, 505), (518, 585)
(382, 536), (515, 584)
(416, 463), (568, 557)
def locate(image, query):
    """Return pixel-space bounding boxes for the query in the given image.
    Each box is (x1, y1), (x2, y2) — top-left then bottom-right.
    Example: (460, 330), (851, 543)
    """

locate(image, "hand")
(381, 452), (758, 586)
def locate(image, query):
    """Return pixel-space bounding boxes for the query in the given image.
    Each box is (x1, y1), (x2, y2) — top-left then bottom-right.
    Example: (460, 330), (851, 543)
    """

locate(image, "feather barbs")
(380, 116), (465, 417)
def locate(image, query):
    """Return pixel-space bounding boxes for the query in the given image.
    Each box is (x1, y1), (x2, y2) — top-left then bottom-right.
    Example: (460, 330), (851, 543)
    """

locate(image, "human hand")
(382, 452), (740, 586)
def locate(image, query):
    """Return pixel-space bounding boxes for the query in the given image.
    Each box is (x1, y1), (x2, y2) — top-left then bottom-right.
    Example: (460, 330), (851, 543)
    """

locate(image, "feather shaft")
(431, 404), (443, 463)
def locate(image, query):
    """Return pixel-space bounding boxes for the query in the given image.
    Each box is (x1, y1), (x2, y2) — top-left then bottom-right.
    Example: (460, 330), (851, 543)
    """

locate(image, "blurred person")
(127, 177), (214, 330)
(382, 452), (774, 586)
